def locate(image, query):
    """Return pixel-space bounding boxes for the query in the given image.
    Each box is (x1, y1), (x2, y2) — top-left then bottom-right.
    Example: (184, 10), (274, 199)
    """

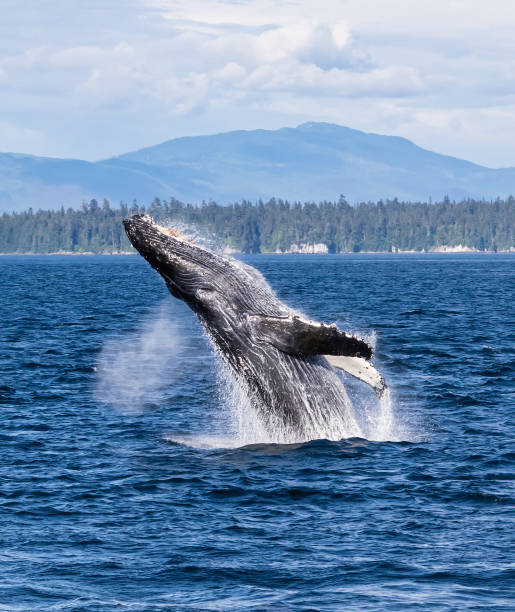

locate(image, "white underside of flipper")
(324, 355), (387, 398)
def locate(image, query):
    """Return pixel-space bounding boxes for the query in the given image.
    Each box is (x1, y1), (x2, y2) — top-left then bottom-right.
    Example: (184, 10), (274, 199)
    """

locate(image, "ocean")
(0, 253), (513, 611)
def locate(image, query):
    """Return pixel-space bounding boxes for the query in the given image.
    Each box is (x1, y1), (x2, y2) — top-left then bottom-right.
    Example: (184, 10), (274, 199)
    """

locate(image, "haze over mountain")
(1, 122), (514, 212)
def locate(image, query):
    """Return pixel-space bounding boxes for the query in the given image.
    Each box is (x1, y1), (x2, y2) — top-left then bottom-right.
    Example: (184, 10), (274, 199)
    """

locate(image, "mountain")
(2, 122), (515, 212)
(0, 153), (175, 212)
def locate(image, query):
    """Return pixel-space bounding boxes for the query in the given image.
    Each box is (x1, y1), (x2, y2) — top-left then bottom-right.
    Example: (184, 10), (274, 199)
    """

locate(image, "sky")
(1, 0), (515, 166)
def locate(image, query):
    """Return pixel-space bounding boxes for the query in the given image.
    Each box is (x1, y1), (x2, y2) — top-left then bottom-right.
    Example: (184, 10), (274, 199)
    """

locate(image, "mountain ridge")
(1, 122), (514, 212)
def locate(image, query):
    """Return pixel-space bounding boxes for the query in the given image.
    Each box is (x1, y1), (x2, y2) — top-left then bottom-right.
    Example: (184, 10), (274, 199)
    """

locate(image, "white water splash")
(96, 300), (414, 446)
(216, 359), (271, 446)
(346, 376), (419, 442)
(362, 388), (396, 441)
(96, 304), (181, 413)
(164, 356), (270, 449)
(152, 217), (226, 256)
(167, 355), (368, 449)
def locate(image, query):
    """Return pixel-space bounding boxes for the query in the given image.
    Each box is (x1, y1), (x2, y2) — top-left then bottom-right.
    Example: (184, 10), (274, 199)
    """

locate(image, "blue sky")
(1, 0), (514, 166)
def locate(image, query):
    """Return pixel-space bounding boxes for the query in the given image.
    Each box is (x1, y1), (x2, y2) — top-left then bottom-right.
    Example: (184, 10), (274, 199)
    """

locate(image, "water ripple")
(0, 254), (513, 611)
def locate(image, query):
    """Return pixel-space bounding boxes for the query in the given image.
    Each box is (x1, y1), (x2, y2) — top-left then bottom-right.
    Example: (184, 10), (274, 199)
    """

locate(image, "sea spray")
(361, 388), (396, 441)
(210, 353), (363, 446)
(165, 351), (364, 449)
(96, 303), (408, 446)
(94, 240), (405, 444)
(96, 303), (182, 414)
(95, 303), (367, 447)
(167, 357), (270, 450)
(214, 357), (269, 446)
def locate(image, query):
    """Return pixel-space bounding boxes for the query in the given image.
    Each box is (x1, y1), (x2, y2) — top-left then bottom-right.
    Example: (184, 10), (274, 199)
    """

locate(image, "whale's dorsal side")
(248, 314), (373, 359)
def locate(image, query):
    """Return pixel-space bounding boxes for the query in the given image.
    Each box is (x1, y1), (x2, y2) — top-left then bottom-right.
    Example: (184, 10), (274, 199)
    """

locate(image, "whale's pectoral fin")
(249, 314), (386, 396)
(248, 314), (373, 359)
(324, 355), (387, 398)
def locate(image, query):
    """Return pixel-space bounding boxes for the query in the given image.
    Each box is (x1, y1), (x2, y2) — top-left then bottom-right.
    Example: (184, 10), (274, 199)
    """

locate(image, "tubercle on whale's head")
(122, 214), (235, 308)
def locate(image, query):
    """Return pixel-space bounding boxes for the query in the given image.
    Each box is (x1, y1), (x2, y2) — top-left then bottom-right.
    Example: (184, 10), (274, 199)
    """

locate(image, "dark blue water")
(1, 254), (514, 611)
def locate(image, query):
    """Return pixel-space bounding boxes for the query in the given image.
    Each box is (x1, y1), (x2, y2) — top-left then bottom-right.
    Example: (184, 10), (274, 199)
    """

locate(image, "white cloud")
(0, 0), (514, 165)
(0, 19), (418, 114)
(0, 121), (45, 153)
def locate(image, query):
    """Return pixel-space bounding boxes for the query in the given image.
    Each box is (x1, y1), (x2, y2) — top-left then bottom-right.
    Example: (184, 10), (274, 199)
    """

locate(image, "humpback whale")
(123, 214), (386, 440)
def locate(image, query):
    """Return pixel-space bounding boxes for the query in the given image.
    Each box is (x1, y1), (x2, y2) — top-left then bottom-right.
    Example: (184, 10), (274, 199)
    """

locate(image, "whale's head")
(123, 214), (275, 318)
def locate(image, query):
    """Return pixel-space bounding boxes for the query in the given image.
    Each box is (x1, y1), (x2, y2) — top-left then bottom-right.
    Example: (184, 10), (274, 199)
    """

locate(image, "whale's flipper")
(324, 355), (387, 398)
(248, 314), (373, 360)
(249, 314), (386, 396)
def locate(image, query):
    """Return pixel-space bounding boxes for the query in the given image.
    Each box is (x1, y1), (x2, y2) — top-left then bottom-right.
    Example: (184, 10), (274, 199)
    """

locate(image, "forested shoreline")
(1, 196), (514, 254)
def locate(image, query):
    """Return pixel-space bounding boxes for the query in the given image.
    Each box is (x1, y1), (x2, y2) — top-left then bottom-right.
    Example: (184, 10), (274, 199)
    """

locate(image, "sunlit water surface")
(0, 254), (513, 610)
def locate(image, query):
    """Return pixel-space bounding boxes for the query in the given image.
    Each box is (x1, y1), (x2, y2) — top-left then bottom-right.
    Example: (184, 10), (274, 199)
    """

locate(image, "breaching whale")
(123, 214), (386, 440)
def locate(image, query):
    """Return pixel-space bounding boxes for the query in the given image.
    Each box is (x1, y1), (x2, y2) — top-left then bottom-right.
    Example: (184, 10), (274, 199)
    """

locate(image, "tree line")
(0, 196), (513, 254)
